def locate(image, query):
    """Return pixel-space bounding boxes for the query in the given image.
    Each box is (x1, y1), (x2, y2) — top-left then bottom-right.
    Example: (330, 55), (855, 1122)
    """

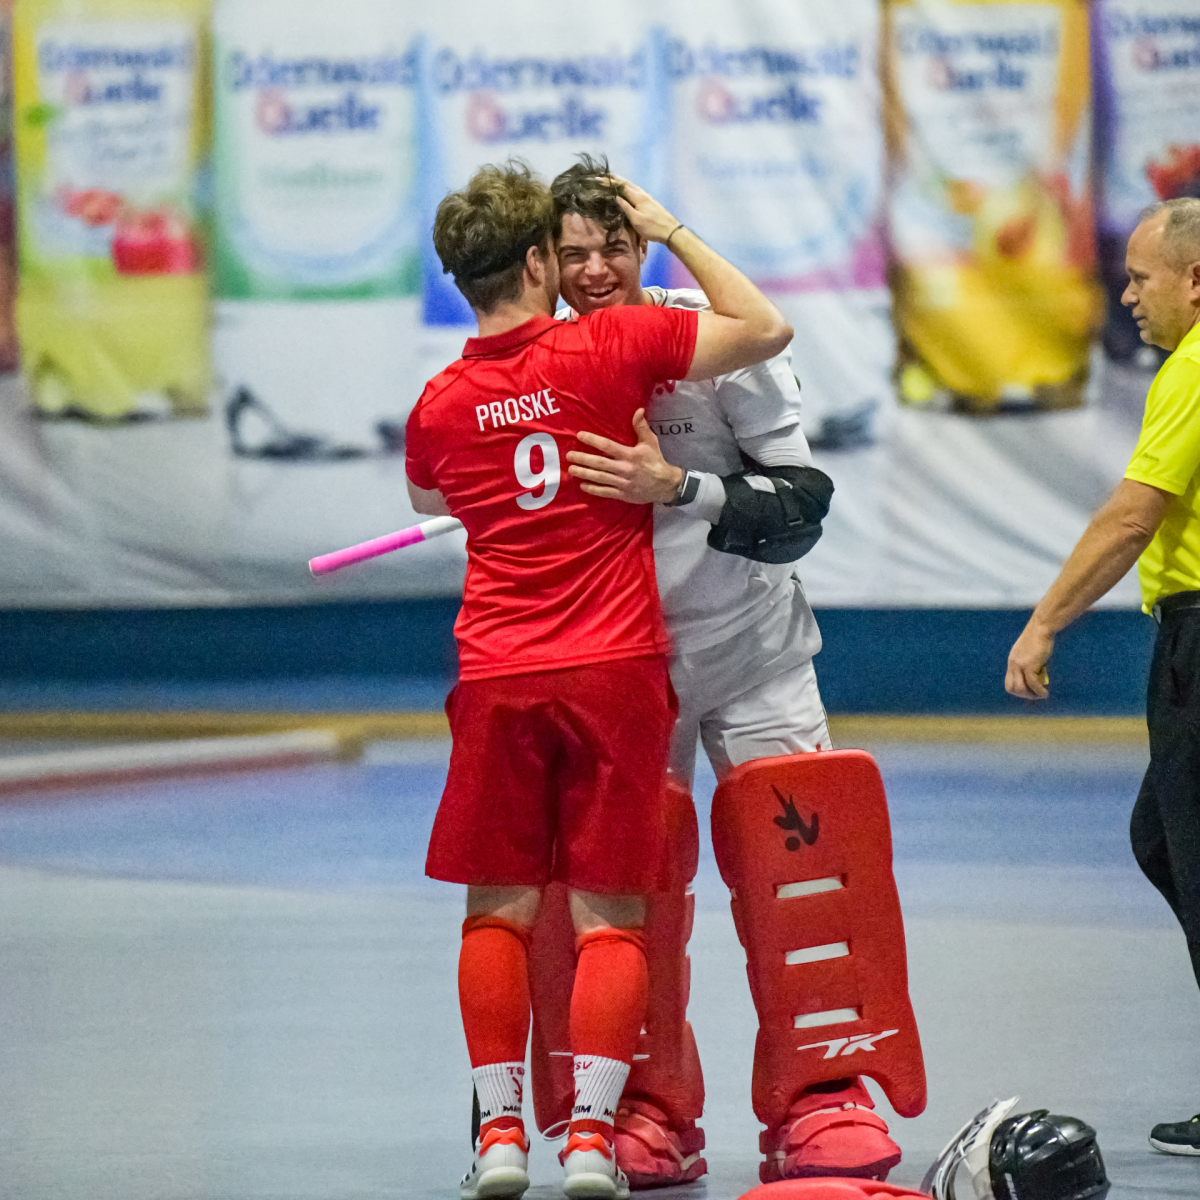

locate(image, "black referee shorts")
(1132, 591), (1200, 993)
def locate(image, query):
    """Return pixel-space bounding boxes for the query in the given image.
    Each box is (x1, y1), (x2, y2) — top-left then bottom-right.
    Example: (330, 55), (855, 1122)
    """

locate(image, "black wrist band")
(666, 223), (686, 251)
(665, 470), (701, 507)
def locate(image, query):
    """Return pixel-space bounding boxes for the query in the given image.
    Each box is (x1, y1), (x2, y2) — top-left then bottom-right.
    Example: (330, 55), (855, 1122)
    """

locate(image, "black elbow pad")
(707, 463), (833, 564)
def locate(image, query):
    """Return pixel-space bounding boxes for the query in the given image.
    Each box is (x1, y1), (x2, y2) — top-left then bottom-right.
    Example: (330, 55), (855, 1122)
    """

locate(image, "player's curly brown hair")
(551, 154), (634, 243)
(433, 160), (555, 313)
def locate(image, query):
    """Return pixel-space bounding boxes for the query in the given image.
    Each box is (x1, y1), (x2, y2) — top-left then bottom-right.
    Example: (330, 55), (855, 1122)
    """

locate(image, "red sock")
(569, 928), (648, 1138)
(459, 915), (532, 1136)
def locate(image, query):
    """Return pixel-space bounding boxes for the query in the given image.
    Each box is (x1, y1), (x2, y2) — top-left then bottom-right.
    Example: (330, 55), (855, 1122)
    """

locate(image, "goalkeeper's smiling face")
(557, 213), (647, 315)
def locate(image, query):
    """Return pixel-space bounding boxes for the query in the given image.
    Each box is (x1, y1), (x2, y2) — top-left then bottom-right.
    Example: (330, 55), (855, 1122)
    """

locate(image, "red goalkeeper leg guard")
(616, 781), (707, 1187)
(711, 751), (926, 1183)
(625, 780), (704, 1122)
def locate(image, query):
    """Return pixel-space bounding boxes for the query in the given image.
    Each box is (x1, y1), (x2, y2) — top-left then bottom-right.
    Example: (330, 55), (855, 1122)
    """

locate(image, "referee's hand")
(1006, 620), (1053, 700)
(567, 409), (684, 505)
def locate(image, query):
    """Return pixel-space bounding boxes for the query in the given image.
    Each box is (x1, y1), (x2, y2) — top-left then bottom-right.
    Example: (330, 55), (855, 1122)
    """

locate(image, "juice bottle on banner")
(0, 0), (17, 372)
(211, 0), (419, 454)
(662, 0), (891, 449)
(885, 0), (1102, 415)
(13, 0), (210, 420)
(1092, 1), (1200, 364)
(417, 1), (669, 343)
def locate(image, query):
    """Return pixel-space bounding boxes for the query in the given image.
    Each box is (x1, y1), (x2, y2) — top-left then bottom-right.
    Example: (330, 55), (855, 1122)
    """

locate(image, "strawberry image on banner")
(14, 0), (210, 421)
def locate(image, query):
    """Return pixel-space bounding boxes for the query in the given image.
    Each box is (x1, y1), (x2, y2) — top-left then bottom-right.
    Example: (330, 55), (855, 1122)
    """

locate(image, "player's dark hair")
(433, 160), (555, 313)
(551, 153), (637, 245)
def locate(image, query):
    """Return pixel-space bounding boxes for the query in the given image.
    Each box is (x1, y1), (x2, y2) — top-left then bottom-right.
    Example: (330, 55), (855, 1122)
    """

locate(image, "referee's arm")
(1005, 479), (1173, 700)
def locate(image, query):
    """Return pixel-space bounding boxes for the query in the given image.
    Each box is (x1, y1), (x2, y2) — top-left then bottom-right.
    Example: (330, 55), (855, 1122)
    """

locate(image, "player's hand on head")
(567, 408), (684, 505)
(1005, 621), (1053, 700)
(609, 175), (682, 246)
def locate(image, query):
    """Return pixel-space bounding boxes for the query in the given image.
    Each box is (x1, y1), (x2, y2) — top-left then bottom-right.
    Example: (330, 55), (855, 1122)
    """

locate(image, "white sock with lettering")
(472, 1061), (525, 1137)
(571, 1055), (631, 1135)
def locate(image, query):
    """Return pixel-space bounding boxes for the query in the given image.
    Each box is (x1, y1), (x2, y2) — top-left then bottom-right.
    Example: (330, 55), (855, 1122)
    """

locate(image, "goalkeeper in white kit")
(520, 158), (924, 1189)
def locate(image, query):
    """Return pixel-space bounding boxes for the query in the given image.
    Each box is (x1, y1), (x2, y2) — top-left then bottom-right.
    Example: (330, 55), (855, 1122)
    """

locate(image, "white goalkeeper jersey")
(563, 287), (822, 658)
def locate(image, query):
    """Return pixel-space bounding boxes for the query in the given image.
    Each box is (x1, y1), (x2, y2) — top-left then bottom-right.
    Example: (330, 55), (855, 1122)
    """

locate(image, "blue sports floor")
(1, 733), (1198, 1199)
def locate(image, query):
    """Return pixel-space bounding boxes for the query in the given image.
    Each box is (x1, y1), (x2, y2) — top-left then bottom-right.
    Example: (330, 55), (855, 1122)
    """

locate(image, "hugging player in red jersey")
(404, 160), (792, 1199)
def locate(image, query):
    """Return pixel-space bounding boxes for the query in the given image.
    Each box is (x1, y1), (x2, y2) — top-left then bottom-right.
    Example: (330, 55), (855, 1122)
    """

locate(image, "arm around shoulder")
(687, 308), (792, 382)
(608, 184), (791, 379)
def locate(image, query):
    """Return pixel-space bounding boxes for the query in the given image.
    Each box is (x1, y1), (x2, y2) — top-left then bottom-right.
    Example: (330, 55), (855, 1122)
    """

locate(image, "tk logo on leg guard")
(797, 1030), (899, 1059)
(773, 786), (819, 850)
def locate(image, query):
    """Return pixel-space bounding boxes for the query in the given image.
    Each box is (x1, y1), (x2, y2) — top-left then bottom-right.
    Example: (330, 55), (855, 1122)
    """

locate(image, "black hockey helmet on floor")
(988, 1109), (1110, 1200)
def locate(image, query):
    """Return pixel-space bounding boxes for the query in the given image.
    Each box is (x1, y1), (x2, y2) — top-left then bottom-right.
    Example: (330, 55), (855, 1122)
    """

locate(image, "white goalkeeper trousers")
(668, 578), (832, 790)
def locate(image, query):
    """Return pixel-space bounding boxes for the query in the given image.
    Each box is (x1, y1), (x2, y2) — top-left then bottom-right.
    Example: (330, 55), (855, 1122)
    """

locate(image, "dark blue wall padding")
(0, 600), (461, 682)
(0, 602), (1155, 715)
(812, 608), (1154, 715)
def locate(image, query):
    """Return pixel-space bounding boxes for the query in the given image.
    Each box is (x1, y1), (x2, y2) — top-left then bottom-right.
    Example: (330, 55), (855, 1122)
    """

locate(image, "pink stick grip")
(308, 516), (462, 576)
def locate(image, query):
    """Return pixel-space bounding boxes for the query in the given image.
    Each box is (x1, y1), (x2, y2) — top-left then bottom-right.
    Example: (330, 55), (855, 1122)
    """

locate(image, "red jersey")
(405, 305), (698, 681)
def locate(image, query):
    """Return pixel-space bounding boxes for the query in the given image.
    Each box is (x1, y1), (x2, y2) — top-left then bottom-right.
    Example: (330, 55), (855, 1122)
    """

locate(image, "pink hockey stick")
(309, 515), (463, 576)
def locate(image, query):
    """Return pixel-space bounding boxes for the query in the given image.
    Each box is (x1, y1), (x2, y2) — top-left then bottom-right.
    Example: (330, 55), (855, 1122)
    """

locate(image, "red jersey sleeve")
(404, 393), (436, 491)
(582, 305), (697, 411)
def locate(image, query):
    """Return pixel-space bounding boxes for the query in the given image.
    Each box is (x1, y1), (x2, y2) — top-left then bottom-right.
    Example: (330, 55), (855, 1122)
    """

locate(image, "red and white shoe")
(613, 1098), (707, 1189)
(560, 1129), (631, 1199)
(460, 1124), (530, 1199)
(759, 1078), (902, 1183)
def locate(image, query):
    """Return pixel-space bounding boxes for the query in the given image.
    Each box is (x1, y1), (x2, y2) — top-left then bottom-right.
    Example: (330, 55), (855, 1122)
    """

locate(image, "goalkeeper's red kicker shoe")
(460, 1124), (530, 1199)
(560, 1129), (631, 1199)
(759, 1077), (902, 1183)
(613, 1098), (707, 1188)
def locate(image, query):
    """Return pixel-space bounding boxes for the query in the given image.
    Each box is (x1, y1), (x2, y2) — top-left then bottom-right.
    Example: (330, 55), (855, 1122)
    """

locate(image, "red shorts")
(426, 656), (676, 894)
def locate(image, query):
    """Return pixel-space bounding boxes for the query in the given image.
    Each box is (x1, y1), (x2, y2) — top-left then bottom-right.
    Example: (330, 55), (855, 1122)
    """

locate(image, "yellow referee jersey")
(1125, 321), (1200, 611)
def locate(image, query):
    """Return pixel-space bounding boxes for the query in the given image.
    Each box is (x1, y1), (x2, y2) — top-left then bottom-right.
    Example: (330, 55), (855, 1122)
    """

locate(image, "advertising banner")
(417, 2), (670, 329)
(0, 0), (1158, 613)
(1092, 0), (1200, 360)
(211, 0), (420, 457)
(13, 0), (209, 422)
(212, 0), (417, 303)
(886, 0), (1101, 415)
(664, 0), (891, 449)
(0, 0), (17, 371)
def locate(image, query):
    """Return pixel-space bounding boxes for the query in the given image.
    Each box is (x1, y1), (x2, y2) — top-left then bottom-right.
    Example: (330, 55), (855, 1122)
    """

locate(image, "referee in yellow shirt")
(1007, 196), (1200, 1154)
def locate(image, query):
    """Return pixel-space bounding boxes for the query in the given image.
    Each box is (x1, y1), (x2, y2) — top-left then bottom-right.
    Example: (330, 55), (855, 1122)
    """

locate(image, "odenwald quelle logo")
(463, 91), (605, 144)
(40, 39), (193, 108)
(434, 48), (642, 145)
(1101, 10), (1200, 74)
(897, 24), (1058, 93)
(671, 38), (859, 127)
(225, 50), (415, 138)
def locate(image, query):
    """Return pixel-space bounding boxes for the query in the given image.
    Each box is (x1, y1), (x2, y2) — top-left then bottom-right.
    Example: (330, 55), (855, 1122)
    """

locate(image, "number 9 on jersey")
(514, 433), (561, 511)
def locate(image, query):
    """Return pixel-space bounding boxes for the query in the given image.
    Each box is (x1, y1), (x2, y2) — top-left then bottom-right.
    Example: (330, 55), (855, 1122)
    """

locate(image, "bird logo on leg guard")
(773, 786), (819, 851)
